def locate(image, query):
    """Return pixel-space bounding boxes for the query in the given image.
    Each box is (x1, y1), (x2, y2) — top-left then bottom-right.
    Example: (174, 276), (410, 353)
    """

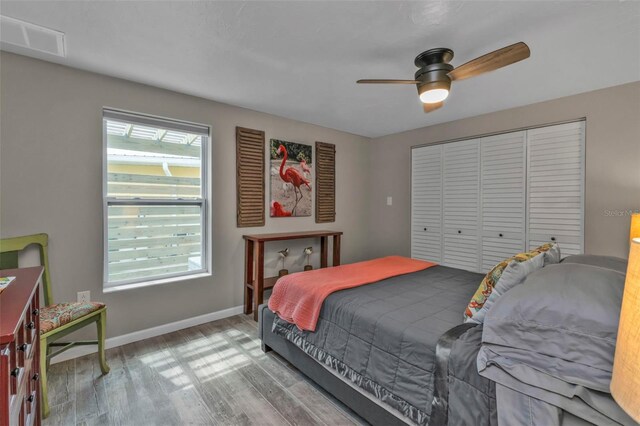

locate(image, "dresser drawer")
(1, 267), (43, 426)
(23, 366), (37, 426)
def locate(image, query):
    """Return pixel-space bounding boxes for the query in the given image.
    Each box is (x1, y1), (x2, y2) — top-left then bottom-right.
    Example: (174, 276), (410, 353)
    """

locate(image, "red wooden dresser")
(0, 267), (43, 426)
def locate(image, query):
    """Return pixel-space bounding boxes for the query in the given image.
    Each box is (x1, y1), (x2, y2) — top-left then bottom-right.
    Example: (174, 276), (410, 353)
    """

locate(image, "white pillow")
(466, 253), (545, 324)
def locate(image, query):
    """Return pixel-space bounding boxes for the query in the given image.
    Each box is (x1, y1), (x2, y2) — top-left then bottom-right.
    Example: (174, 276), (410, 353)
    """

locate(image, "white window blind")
(103, 109), (210, 288)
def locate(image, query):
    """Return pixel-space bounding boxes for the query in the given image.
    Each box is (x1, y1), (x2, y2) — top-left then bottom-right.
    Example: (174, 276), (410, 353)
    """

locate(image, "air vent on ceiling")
(0, 15), (65, 57)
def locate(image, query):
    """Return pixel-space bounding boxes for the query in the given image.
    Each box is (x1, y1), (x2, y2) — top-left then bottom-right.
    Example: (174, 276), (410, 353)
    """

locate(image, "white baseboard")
(50, 305), (245, 364)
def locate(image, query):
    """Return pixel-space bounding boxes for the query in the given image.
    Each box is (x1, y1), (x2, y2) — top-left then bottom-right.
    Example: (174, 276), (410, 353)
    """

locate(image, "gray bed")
(259, 265), (496, 425)
(259, 258), (633, 426)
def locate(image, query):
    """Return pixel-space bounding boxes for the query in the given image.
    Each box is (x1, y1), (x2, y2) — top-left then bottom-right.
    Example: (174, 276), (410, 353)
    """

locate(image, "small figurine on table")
(303, 247), (313, 271)
(278, 248), (289, 277)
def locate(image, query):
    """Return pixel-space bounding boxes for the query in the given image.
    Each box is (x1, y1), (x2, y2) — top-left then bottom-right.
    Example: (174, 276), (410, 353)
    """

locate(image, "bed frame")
(259, 304), (410, 425)
(259, 304), (477, 425)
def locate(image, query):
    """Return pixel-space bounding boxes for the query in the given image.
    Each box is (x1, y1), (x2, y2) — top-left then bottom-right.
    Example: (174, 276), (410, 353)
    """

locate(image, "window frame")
(102, 108), (211, 291)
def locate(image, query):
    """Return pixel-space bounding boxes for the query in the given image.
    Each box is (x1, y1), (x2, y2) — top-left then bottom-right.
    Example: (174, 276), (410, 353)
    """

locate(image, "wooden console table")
(243, 230), (343, 321)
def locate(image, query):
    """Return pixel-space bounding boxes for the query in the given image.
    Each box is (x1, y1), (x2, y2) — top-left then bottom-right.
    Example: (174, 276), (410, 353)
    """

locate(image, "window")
(103, 109), (210, 289)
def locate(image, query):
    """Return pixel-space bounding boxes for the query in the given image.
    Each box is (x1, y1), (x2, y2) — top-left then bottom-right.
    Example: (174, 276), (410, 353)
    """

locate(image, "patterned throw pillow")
(463, 243), (558, 321)
(466, 253), (545, 324)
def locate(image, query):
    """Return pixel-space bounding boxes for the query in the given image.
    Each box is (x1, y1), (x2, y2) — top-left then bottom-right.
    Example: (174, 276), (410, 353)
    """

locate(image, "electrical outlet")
(77, 291), (91, 303)
(386, 196), (393, 206)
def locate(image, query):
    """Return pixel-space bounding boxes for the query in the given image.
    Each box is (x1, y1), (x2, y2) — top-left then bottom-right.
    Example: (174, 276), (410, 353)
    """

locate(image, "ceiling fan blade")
(357, 79), (421, 84)
(423, 102), (443, 113)
(448, 42), (530, 82)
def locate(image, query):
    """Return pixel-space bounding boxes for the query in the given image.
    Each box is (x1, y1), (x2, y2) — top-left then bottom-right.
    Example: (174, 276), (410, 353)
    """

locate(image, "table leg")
(244, 239), (254, 315)
(253, 242), (265, 321)
(333, 235), (341, 266)
(320, 236), (328, 268)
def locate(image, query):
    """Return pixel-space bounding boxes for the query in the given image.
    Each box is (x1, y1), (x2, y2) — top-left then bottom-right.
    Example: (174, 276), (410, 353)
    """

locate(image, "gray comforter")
(447, 325), (497, 426)
(271, 265), (484, 426)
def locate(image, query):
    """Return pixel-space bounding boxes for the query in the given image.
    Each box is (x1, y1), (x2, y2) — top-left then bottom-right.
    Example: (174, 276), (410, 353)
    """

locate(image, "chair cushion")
(40, 302), (105, 335)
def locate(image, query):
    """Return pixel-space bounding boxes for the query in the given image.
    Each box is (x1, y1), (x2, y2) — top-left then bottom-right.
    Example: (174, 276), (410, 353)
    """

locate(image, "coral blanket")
(268, 256), (437, 332)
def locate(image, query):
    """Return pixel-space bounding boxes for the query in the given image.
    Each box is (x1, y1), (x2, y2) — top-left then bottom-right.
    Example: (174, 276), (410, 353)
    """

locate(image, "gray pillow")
(467, 253), (544, 324)
(543, 242), (561, 265)
(482, 263), (625, 390)
(561, 254), (628, 274)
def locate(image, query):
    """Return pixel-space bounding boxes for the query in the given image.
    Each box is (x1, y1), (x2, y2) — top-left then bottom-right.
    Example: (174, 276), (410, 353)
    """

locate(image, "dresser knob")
(423, 227), (427, 231)
(11, 368), (20, 377)
(499, 233), (503, 237)
(458, 230), (461, 234)
(26, 322), (35, 330)
(32, 308), (39, 316)
(32, 373), (40, 382)
(27, 394), (35, 403)
(551, 237), (556, 242)
(18, 344), (27, 352)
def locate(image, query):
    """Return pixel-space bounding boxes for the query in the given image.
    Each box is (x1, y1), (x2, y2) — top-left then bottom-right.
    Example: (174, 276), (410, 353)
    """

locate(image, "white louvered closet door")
(411, 145), (443, 262)
(480, 132), (526, 271)
(443, 139), (480, 271)
(527, 121), (585, 256)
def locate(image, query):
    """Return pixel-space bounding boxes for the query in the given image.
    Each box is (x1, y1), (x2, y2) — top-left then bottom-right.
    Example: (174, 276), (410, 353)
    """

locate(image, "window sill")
(103, 272), (212, 293)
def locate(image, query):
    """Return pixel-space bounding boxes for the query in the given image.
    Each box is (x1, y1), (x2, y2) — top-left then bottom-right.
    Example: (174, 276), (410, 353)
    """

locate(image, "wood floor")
(43, 314), (366, 426)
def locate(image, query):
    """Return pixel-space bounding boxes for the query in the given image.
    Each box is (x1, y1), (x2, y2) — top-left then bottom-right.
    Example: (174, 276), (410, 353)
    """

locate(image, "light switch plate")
(386, 196), (393, 206)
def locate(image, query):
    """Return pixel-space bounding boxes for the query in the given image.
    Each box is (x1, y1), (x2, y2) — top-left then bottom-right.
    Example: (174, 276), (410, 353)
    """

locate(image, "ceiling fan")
(357, 42), (530, 113)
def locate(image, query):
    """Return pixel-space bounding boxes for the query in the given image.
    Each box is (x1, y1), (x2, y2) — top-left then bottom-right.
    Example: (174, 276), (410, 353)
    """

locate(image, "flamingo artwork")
(300, 159), (311, 177)
(271, 201), (292, 217)
(276, 144), (311, 215)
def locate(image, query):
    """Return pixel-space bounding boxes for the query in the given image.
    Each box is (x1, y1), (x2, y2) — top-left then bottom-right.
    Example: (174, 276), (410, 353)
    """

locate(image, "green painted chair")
(0, 233), (109, 418)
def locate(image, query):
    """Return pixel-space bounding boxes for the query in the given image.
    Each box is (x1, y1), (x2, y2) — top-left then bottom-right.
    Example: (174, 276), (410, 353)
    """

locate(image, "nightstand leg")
(333, 235), (341, 266)
(253, 242), (265, 321)
(321, 236), (328, 268)
(244, 239), (254, 315)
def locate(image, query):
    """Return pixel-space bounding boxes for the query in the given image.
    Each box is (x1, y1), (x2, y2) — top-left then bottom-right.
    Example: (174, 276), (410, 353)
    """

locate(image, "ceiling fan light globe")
(417, 78), (451, 105)
(420, 88), (449, 104)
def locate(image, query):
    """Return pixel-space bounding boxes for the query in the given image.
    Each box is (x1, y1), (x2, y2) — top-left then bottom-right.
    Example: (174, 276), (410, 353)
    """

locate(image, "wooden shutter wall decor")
(236, 127), (265, 227)
(315, 141), (336, 223)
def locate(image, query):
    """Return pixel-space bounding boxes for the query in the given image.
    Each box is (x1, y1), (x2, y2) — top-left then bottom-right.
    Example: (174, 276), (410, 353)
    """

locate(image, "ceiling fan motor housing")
(415, 62), (453, 98)
(414, 48), (454, 97)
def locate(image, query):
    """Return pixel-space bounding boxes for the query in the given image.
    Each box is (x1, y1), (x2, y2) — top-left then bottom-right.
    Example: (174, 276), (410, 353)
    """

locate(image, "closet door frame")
(410, 118), (586, 271)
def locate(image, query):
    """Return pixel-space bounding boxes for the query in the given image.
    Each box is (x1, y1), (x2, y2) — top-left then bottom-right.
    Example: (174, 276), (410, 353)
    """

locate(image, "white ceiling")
(1, 1), (639, 138)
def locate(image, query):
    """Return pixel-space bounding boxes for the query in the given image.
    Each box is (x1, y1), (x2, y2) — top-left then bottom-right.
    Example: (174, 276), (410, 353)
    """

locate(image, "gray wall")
(0, 52), (371, 337)
(2, 50), (639, 341)
(368, 81), (640, 260)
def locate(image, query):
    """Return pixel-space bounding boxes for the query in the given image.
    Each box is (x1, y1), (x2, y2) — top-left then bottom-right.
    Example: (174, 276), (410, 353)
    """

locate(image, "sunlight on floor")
(137, 330), (254, 389)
